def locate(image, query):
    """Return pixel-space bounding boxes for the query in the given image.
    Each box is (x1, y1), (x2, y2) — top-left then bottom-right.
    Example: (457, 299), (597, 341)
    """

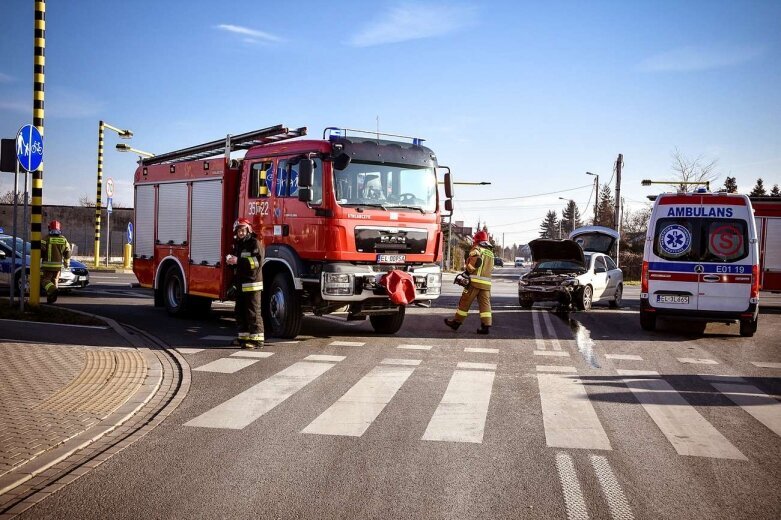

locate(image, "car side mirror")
(443, 171), (454, 199)
(298, 159), (314, 188)
(298, 187), (313, 203)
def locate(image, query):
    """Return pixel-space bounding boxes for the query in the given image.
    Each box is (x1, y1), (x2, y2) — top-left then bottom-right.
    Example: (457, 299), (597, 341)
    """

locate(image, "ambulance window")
(653, 218), (697, 261)
(249, 162), (272, 199)
(703, 220), (747, 262)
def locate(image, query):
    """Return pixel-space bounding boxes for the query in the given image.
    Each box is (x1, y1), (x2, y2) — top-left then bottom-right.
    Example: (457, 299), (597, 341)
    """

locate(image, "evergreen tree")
(721, 176), (738, 193)
(561, 200), (583, 236)
(539, 210), (559, 239)
(771, 184), (780, 196)
(750, 178), (767, 197)
(595, 185), (615, 227)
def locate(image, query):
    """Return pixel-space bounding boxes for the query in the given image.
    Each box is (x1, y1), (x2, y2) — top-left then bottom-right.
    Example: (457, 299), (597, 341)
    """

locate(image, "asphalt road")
(19, 267), (781, 519)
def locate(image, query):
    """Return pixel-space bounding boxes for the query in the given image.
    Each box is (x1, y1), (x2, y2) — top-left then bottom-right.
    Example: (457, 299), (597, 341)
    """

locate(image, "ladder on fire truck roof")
(140, 125), (307, 166)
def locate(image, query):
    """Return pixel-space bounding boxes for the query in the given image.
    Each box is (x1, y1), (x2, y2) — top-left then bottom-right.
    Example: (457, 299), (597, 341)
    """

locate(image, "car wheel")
(640, 312), (656, 331)
(576, 285), (593, 311)
(609, 284), (623, 309)
(370, 306), (406, 334)
(739, 317), (757, 337)
(266, 272), (302, 339)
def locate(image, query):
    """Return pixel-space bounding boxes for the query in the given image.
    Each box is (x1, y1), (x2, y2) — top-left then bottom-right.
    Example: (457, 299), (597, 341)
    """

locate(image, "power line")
(458, 183), (592, 202)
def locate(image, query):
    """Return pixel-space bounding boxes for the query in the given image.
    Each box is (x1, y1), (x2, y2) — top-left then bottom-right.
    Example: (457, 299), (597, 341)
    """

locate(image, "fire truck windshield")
(334, 161), (437, 213)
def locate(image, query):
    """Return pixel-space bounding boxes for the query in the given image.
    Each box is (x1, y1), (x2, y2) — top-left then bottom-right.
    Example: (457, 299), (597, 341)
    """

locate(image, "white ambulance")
(640, 190), (760, 337)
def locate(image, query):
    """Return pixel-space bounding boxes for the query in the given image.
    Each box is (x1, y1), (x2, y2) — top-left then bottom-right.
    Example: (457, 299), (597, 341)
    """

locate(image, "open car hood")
(568, 226), (619, 255)
(528, 239), (585, 265)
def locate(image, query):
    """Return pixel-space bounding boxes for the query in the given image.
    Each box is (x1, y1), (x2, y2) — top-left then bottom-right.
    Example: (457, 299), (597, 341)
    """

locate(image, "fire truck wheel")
(369, 306), (406, 334)
(267, 273), (302, 338)
(163, 267), (188, 317)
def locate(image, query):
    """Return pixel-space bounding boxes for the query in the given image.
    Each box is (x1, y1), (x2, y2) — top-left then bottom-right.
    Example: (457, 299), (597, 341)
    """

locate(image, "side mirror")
(443, 171), (454, 199)
(444, 199), (453, 213)
(334, 153), (351, 171)
(298, 159), (314, 188)
(298, 187), (313, 203)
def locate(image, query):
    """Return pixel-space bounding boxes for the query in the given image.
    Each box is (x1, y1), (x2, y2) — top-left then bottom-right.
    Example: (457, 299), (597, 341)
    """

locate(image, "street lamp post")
(116, 144), (155, 158)
(95, 121), (133, 267)
(586, 171), (599, 225)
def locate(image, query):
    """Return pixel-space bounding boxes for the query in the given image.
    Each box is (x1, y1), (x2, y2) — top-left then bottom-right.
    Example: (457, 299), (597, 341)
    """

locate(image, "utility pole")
(614, 154), (623, 266)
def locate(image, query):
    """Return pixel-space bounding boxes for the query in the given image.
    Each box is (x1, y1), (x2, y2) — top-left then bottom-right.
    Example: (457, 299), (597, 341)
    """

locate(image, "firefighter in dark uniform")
(445, 230), (495, 334)
(226, 218), (264, 349)
(40, 220), (71, 304)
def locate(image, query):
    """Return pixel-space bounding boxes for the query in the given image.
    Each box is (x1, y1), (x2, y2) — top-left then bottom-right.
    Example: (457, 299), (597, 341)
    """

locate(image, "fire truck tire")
(369, 306), (406, 334)
(267, 273), (302, 338)
(163, 267), (188, 317)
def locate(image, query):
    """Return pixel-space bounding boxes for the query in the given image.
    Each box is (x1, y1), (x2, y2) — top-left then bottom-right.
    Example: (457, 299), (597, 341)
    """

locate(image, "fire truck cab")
(133, 125), (452, 338)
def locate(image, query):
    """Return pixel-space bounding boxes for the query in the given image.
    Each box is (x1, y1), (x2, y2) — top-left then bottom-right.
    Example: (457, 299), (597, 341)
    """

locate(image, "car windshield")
(333, 161), (437, 212)
(535, 260), (584, 271)
(0, 236), (30, 257)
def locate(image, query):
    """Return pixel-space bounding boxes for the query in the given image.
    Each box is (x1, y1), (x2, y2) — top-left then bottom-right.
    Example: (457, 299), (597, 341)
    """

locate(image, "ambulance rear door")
(696, 214), (753, 312)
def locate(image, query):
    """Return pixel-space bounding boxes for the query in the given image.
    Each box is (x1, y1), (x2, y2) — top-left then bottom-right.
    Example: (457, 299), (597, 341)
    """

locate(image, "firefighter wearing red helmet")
(40, 220), (71, 303)
(225, 218), (265, 349)
(445, 229), (495, 334)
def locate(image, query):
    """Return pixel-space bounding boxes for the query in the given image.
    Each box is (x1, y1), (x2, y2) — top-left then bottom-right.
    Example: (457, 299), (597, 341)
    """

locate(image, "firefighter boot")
(242, 340), (258, 350)
(476, 324), (490, 335)
(47, 290), (58, 304)
(444, 318), (461, 331)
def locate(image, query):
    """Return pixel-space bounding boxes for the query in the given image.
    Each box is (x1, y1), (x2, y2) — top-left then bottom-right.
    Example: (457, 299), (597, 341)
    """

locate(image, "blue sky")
(1, 0), (779, 246)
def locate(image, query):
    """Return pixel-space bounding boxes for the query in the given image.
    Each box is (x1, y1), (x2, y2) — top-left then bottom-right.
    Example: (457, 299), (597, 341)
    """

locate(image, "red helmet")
(233, 218), (252, 233)
(473, 230), (488, 244)
(48, 220), (62, 235)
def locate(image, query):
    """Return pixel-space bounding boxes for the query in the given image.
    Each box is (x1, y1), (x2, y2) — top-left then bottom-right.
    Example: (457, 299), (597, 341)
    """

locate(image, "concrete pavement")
(0, 311), (186, 518)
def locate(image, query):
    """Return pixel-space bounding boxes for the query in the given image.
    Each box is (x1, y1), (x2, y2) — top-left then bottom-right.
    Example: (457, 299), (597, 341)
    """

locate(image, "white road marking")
(536, 365), (578, 373)
(302, 364), (416, 436)
(605, 354), (643, 361)
(534, 350), (570, 357)
(176, 348), (205, 355)
(230, 351), (274, 359)
(397, 344), (432, 351)
(330, 341), (366, 347)
(193, 358), (259, 373)
(590, 455), (634, 520)
(751, 362), (781, 369)
(532, 311), (546, 350)
(617, 369), (746, 460)
(200, 335), (234, 342)
(702, 375), (781, 437)
(556, 452), (590, 520)
(537, 368), (612, 451)
(677, 358), (719, 365)
(456, 362), (497, 371)
(380, 358), (422, 366)
(185, 360), (338, 429)
(464, 347), (499, 354)
(422, 368), (495, 443)
(305, 354), (346, 362)
(542, 311), (563, 350)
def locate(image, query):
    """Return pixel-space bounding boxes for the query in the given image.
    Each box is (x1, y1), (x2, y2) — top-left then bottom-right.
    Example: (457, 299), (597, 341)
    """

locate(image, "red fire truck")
(751, 196), (781, 292)
(132, 125), (453, 338)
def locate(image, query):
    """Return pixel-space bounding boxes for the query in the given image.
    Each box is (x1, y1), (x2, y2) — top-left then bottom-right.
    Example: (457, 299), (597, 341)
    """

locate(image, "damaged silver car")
(518, 226), (623, 311)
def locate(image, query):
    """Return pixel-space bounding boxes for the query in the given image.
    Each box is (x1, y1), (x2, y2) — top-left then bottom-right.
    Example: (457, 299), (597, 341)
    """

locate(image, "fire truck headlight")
(324, 273), (354, 295)
(427, 273), (442, 288)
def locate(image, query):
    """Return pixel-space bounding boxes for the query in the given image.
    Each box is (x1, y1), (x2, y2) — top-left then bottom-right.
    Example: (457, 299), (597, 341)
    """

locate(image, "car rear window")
(653, 218), (748, 263)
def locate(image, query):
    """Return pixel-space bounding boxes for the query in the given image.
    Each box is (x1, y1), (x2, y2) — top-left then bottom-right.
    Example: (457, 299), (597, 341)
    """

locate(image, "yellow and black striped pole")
(94, 120), (104, 267)
(29, 0), (46, 306)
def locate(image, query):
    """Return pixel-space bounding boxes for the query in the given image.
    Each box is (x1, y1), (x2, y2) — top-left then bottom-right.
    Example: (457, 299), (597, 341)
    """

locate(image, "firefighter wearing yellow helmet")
(445, 229), (495, 334)
(40, 220), (71, 304)
(225, 218), (265, 349)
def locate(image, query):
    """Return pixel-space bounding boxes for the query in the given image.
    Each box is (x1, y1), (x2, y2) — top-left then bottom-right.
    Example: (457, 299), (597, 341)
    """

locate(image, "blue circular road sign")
(16, 125), (44, 172)
(127, 222), (134, 244)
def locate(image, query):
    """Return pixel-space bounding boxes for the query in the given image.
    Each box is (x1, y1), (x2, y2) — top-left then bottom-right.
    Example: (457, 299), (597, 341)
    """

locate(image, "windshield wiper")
(388, 205), (425, 214)
(344, 203), (388, 211)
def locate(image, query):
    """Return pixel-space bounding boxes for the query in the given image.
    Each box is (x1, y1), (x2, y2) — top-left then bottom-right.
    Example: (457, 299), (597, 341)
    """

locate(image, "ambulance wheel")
(609, 284), (623, 308)
(640, 312), (656, 331)
(267, 273), (302, 339)
(739, 317), (757, 337)
(370, 306), (406, 334)
(163, 267), (187, 317)
(576, 285), (593, 311)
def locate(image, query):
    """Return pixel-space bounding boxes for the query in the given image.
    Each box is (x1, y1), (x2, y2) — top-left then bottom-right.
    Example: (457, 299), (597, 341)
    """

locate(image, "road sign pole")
(21, 168), (29, 311)
(9, 163), (19, 306)
(106, 209), (111, 267)
(28, 0), (46, 306)
(94, 121), (104, 267)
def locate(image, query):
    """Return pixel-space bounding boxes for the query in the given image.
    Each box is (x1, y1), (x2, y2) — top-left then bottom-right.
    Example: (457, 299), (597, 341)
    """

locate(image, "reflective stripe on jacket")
(465, 244), (494, 289)
(231, 233), (264, 288)
(41, 235), (71, 270)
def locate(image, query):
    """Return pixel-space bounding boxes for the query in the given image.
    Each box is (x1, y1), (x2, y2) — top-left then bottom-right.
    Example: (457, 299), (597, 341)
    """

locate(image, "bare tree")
(0, 190), (29, 204)
(79, 194), (96, 207)
(669, 147), (719, 192)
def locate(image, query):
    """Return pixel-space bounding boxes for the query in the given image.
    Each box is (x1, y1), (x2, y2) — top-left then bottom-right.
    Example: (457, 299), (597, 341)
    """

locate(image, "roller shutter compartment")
(134, 184), (155, 258)
(157, 183), (188, 245)
(190, 180), (223, 265)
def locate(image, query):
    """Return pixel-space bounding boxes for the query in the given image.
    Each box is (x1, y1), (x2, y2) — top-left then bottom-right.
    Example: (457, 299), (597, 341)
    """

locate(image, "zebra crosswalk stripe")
(422, 367), (495, 443)
(302, 364), (417, 437)
(617, 369), (746, 460)
(702, 375), (781, 438)
(185, 360), (339, 429)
